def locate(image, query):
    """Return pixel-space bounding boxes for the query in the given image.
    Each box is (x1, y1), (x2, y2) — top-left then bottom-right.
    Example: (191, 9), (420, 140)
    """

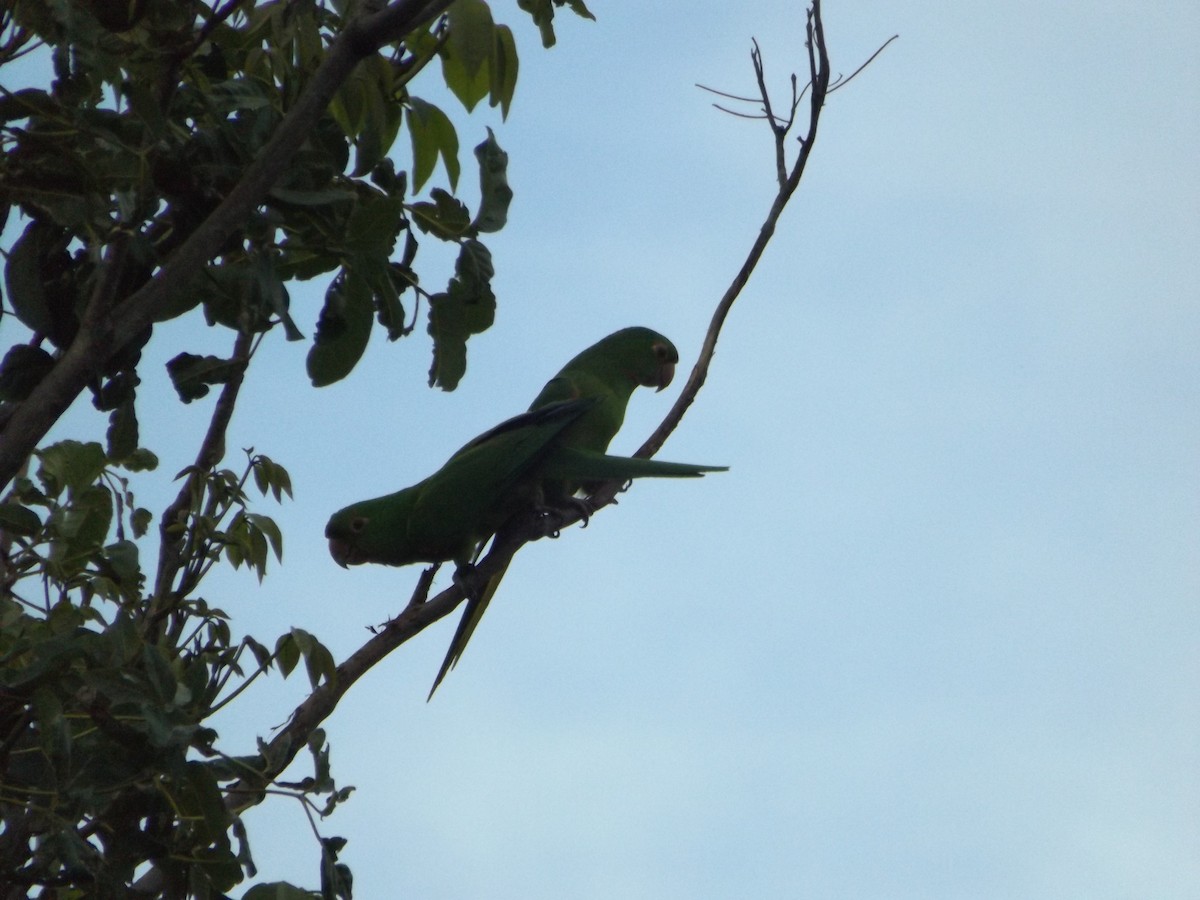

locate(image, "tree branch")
(636, 0), (829, 464)
(225, 524), (532, 809)
(0, 0), (454, 492)
(145, 329), (255, 640)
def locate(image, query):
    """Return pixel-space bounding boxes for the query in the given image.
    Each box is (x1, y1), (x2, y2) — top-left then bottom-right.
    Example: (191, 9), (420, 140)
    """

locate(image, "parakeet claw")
(530, 493), (595, 539)
(452, 563), (482, 601)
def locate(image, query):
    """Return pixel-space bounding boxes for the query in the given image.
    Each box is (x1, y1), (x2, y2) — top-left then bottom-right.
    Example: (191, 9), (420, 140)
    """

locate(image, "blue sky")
(7, 1), (1198, 897)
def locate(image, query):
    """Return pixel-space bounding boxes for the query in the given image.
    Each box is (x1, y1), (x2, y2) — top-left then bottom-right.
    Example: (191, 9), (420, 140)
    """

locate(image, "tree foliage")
(0, 0), (592, 895)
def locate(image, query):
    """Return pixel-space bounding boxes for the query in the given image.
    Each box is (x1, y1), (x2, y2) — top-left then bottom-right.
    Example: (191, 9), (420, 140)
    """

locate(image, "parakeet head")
(585, 326), (678, 392)
(325, 506), (370, 567)
(325, 487), (422, 568)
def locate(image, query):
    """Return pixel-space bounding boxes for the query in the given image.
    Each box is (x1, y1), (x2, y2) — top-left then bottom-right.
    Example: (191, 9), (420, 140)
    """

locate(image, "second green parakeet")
(326, 394), (722, 579)
(428, 327), (696, 696)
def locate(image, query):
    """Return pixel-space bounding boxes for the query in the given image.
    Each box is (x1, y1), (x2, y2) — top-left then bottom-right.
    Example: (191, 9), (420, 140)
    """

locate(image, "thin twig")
(712, 104), (770, 121)
(694, 84), (761, 104)
(829, 34), (898, 93)
(145, 329), (254, 640)
(633, 0), (829, 466)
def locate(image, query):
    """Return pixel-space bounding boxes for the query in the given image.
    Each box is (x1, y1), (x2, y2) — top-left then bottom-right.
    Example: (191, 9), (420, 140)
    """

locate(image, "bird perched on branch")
(325, 328), (724, 696)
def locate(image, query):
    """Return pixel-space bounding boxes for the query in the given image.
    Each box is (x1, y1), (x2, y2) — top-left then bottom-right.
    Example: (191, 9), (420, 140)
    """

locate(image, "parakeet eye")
(350, 516), (367, 533)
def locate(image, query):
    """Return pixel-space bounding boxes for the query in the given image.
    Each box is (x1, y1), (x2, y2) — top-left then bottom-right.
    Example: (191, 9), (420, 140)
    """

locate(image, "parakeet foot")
(533, 495), (595, 537)
(452, 563), (482, 601)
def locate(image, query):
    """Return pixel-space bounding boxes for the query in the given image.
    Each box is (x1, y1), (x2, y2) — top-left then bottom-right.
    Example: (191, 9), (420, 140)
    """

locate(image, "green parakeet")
(427, 327), (689, 696)
(326, 393), (723, 622)
(327, 400), (598, 572)
(529, 326), (678, 457)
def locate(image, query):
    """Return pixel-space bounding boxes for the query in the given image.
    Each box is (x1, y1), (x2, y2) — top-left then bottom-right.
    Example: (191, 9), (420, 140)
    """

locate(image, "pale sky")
(9, 1), (1198, 897)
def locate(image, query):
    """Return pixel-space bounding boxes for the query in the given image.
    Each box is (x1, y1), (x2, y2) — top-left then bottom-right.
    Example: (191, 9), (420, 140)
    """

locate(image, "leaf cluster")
(0, 0), (530, 445)
(0, 439), (342, 896)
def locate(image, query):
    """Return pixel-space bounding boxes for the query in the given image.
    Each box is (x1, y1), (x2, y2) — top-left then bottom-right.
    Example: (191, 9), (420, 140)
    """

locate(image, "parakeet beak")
(656, 360), (675, 392)
(328, 536), (351, 568)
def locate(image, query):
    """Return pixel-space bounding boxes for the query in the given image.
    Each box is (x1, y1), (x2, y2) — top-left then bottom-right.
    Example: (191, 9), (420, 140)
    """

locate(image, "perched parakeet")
(427, 327), (688, 696)
(529, 326), (678, 458)
(326, 394), (723, 595)
(327, 400), (596, 572)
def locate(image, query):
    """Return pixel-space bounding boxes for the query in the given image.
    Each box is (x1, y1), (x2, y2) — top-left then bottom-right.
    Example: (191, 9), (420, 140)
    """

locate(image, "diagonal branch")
(225, 524), (531, 809)
(144, 329), (255, 641)
(635, 0), (829, 465)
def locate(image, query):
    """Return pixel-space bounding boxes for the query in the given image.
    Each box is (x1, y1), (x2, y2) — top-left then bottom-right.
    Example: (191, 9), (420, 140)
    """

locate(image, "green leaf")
(442, 0), (496, 113)
(517, 0), (595, 47)
(251, 455), (293, 502)
(166, 353), (243, 403)
(131, 506), (153, 538)
(103, 540), (142, 590)
(119, 448), (160, 473)
(242, 884), (322, 900)
(276, 628), (335, 688)
(427, 240), (496, 390)
(565, 0), (596, 20)
(201, 260), (282, 334)
(448, 0), (496, 79)
(411, 188), (471, 240)
(106, 399), (139, 461)
(245, 519), (270, 580)
(275, 632), (300, 678)
(253, 254), (305, 341)
(471, 128), (512, 234)
(5, 221), (53, 334)
(0, 502), (42, 536)
(490, 25), (520, 118)
(174, 760), (231, 846)
(302, 638), (335, 689)
(0, 344), (56, 402)
(329, 67), (367, 139)
(123, 79), (167, 137)
(209, 77), (275, 113)
(350, 56), (402, 178)
(0, 88), (59, 124)
(345, 193), (405, 260)
(307, 271), (374, 387)
(407, 97), (460, 192)
(93, 369), (139, 412)
(141, 642), (178, 706)
(36, 440), (108, 498)
(48, 485), (113, 572)
(455, 237), (496, 290)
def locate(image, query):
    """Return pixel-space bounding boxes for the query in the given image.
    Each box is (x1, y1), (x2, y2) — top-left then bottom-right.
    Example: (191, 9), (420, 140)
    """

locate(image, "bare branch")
(694, 83), (761, 104)
(634, 0), (829, 466)
(829, 34), (898, 93)
(711, 104), (771, 121)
